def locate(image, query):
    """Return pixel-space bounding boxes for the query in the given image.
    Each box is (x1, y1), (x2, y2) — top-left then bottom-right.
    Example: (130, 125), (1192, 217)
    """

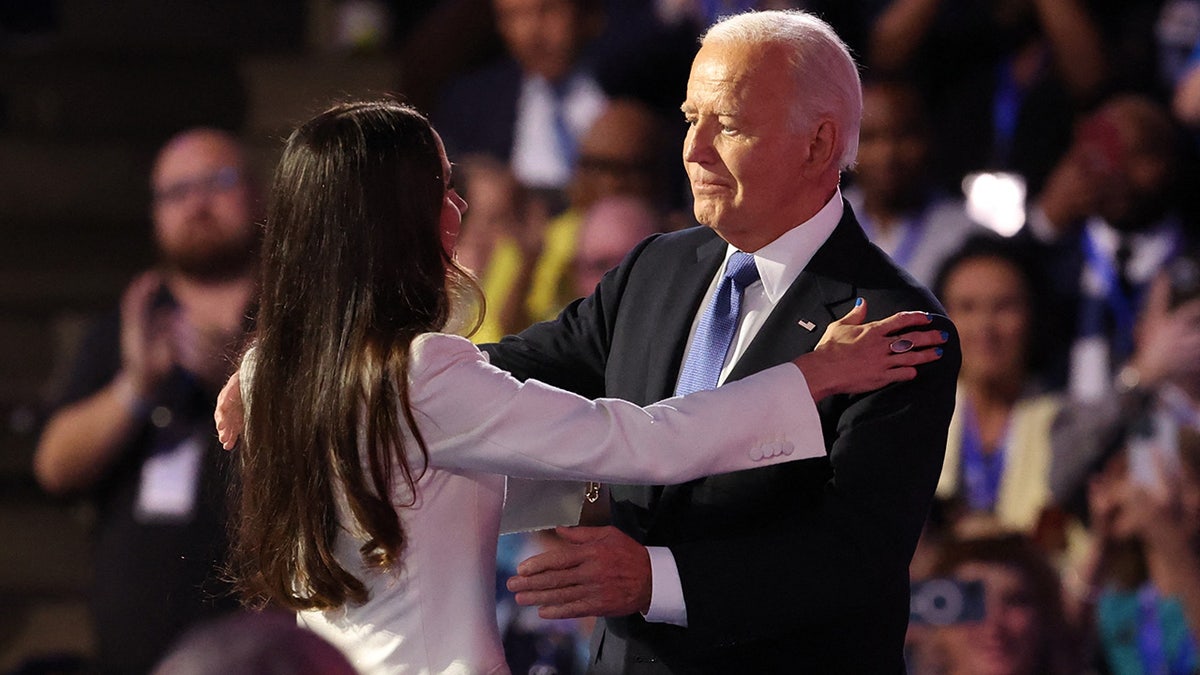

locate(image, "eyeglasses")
(154, 166), (243, 205)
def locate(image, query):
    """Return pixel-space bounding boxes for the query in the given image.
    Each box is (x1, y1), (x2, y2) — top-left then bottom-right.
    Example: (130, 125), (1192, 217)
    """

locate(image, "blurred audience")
(869, 0), (1107, 195)
(911, 534), (1079, 675)
(434, 0), (607, 198)
(1063, 426), (1200, 673)
(931, 236), (1062, 540)
(1051, 251), (1200, 513)
(33, 128), (258, 673)
(1021, 94), (1189, 400)
(846, 79), (984, 287)
(152, 611), (356, 675)
(458, 97), (676, 342)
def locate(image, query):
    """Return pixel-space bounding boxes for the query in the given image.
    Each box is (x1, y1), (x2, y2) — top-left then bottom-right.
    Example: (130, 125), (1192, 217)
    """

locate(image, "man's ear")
(800, 118), (839, 179)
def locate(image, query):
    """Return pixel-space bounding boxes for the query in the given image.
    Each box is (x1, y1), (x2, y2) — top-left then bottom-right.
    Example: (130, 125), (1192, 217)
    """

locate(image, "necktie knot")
(725, 251), (759, 290)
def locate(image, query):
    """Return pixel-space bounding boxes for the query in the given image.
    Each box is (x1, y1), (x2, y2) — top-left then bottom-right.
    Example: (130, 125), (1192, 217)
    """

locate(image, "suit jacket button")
(749, 446), (764, 461)
(781, 441), (794, 456)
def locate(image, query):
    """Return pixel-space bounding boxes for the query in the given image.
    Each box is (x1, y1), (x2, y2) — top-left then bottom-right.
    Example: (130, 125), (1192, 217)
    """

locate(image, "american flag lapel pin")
(797, 319), (816, 331)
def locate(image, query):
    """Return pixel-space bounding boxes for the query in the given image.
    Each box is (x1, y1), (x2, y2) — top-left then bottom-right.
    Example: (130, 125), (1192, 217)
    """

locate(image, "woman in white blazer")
(218, 100), (945, 674)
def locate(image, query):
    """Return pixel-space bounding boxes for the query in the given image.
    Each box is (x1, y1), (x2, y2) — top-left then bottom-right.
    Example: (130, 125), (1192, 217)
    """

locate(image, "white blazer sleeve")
(408, 333), (826, 483)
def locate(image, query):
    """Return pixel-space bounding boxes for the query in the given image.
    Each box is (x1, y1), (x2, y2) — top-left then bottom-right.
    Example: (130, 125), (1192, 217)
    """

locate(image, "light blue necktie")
(675, 251), (760, 396)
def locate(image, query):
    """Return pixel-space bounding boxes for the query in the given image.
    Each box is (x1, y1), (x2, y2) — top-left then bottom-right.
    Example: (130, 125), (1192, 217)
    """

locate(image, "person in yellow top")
(457, 98), (676, 342)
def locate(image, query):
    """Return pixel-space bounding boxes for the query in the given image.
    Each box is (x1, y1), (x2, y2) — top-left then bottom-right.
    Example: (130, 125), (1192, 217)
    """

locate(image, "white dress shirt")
(644, 189), (845, 626)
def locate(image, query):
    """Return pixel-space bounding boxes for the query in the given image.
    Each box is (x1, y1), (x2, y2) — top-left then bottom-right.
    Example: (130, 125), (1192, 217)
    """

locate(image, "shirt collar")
(722, 188), (843, 304)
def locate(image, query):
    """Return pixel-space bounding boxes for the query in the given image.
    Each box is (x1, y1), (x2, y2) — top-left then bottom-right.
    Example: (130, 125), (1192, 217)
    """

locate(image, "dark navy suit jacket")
(483, 205), (960, 673)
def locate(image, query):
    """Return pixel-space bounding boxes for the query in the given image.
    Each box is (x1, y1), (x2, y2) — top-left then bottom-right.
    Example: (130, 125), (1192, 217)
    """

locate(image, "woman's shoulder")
(409, 332), (489, 376)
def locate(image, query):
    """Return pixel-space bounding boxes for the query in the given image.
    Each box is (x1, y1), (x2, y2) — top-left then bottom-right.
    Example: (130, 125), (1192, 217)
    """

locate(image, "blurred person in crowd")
(457, 97), (676, 342)
(572, 195), (665, 297)
(498, 10), (960, 671)
(1047, 249), (1200, 672)
(869, 0), (1107, 195)
(215, 99), (945, 674)
(434, 0), (607, 198)
(1062, 422), (1200, 674)
(931, 236), (1066, 541)
(152, 611), (356, 675)
(1051, 246), (1200, 523)
(33, 128), (259, 673)
(1164, 3), (1200, 135)
(1022, 94), (1188, 399)
(916, 534), (1078, 675)
(846, 79), (984, 288)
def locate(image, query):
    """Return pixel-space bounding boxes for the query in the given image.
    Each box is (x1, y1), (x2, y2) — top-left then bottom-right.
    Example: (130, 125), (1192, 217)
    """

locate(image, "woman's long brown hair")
(230, 101), (479, 611)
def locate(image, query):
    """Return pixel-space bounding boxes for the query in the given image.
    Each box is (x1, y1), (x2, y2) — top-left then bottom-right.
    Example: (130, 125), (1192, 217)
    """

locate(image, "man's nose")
(684, 127), (714, 164)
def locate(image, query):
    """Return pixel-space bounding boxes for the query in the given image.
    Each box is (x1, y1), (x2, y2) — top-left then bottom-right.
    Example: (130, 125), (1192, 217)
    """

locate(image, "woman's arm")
(413, 304), (943, 483)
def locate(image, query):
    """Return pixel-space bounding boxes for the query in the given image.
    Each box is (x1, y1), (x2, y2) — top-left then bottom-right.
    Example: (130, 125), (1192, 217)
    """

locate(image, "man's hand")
(507, 526), (652, 620)
(214, 369), (244, 450)
(119, 271), (178, 399)
(1131, 275), (1200, 387)
(1036, 148), (1100, 234)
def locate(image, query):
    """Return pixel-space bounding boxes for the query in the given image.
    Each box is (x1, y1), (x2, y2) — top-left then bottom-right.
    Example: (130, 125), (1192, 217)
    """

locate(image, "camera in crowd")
(909, 578), (986, 626)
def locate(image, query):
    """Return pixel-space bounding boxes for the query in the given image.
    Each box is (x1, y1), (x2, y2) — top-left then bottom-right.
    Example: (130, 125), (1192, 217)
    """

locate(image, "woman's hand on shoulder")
(793, 298), (947, 401)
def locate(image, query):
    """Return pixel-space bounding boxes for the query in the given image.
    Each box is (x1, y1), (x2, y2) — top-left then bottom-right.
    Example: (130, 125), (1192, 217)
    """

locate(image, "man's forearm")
(34, 374), (146, 494)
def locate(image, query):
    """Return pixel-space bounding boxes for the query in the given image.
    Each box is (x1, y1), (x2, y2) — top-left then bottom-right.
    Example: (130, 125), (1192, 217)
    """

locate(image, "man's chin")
(161, 245), (257, 283)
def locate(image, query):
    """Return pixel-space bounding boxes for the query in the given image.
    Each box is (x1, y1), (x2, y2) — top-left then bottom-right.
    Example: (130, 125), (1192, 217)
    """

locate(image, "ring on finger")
(889, 338), (915, 354)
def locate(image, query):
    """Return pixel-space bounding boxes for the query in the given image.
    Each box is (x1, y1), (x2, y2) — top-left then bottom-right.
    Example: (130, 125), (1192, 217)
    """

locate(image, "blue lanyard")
(550, 80), (577, 171)
(960, 401), (1007, 512)
(1136, 584), (1198, 675)
(858, 204), (930, 270)
(992, 58), (1024, 167)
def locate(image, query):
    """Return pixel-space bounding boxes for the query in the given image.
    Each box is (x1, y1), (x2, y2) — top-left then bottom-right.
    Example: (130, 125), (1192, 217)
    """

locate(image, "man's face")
(1075, 105), (1172, 231)
(570, 103), (661, 210)
(152, 131), (257, 280)
(681, 41), (815, 248)
(854, 85), (928, 206)
(493, 0), (582, 82)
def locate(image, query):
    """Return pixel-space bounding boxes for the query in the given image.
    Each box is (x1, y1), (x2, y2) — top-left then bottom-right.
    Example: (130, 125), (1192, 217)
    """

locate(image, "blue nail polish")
(935, 347), (943, 356)
(940, 331), (949, 340)
(855, 297), (863, 307)
(925, 312), (933, 322)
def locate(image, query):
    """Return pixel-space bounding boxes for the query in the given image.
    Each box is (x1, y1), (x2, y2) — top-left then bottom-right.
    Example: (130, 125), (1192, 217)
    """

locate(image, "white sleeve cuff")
(642, 546), (688, 626)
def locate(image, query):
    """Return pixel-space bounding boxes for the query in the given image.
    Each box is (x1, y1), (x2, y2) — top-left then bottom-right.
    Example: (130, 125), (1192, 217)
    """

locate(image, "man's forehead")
(683, 43), (771, 111)
(155, 131), (242, 175)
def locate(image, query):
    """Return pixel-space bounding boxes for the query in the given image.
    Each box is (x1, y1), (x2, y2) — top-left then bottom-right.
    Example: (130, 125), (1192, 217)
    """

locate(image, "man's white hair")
(702, 10), (862, 169)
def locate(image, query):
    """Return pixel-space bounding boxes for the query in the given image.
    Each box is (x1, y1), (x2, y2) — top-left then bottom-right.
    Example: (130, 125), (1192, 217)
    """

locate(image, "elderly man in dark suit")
(497, 9), (960, 673)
